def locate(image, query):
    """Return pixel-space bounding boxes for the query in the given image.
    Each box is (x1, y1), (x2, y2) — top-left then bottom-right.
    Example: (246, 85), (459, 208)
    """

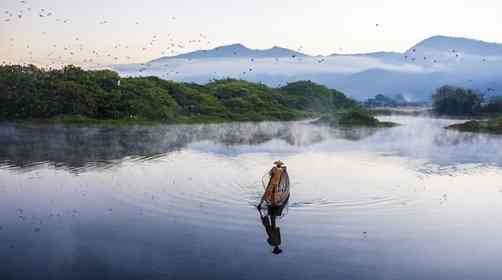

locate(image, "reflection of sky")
(2, 117), (502, 172)
(3, 116), (502, 279)
(184, 116), (502, 168)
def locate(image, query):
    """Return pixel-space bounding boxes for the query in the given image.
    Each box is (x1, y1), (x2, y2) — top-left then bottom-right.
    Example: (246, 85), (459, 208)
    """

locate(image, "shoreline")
(446, 118), (502, 135)
(0, 115), (317, 127)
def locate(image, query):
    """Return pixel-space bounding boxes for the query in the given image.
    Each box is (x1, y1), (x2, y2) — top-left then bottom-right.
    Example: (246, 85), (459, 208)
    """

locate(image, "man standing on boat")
(258, 160), (288, 209)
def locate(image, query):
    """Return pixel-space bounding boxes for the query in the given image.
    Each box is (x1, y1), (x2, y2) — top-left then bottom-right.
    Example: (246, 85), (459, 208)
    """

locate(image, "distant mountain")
(151, 35), (502, 62)
(150, 44), (308, 62)
(310, 69), (451, 101)
(407, 35), (502, 56)
(115, 35), (502, 101)
(151, 35), (502, 63)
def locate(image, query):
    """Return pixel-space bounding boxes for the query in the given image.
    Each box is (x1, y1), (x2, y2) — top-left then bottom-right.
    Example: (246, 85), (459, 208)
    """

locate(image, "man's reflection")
(258, 196), (289, 255)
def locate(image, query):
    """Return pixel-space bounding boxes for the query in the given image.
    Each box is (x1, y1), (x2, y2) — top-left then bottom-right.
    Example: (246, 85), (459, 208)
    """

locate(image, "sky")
(1, 0), (502, 66)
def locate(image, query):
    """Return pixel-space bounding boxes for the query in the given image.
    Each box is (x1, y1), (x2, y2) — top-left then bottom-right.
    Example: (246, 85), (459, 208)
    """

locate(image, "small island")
(312, 110), (400, 128)
(431, 85), (502, 134)
(446, 118), (502, 134)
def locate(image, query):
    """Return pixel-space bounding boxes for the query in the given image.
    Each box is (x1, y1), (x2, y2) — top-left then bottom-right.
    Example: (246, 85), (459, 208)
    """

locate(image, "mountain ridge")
(151, 35), (502, 63)
(115, 35), (502, 101)
(407, 35), (502, 56)
(151, 43), (308, 62)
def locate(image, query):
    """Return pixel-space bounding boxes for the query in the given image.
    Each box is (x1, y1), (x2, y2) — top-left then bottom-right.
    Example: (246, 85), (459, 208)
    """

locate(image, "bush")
(432, 85), (481, 116)
(313, 108), (399, 128)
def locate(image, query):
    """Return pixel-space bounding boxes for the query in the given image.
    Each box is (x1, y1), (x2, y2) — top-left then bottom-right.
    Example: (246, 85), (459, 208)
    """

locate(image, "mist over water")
(2, 116), (502, 279)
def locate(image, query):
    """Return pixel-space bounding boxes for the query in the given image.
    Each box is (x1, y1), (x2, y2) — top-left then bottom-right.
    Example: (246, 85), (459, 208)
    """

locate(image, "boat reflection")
(258, 196), (289, 255)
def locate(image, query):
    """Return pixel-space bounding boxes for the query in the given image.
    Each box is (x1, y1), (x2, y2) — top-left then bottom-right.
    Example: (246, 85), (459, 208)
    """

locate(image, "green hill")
(0, 64), (359, 124)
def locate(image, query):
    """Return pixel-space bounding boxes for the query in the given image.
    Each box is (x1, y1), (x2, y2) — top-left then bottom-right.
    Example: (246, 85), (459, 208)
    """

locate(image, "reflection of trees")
(0, 122), (376, 171)
(331, 128), (378, 141)
(433, 128), (500, 146)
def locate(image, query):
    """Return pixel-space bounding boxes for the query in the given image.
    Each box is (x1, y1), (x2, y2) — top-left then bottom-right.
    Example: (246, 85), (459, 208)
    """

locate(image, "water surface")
(1, 116), (502, 280)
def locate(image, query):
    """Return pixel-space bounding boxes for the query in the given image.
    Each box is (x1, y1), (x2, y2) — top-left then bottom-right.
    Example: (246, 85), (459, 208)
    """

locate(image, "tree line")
(0, 64), (358, 122)
(433, 85), (502, 116)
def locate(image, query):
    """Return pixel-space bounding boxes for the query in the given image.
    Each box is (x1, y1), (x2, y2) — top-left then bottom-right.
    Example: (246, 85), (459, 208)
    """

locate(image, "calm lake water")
(2, 116), (502, 280)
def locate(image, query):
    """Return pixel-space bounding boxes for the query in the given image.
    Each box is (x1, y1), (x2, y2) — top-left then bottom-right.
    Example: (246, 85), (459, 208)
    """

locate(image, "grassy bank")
(11, 114), (307, 126)
(446, 118), (502, 134)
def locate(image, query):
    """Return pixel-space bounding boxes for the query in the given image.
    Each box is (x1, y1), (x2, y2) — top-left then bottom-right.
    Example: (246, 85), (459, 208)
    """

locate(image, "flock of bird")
(1, 1), (211, 70)
(403, 47), (472, 65)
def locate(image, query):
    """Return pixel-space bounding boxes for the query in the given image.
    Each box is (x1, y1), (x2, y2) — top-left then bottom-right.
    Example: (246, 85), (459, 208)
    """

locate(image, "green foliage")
(0, 65), (359, 124)
(159, 80), (228, 117)
(0, 65), (177, 121)
(278, 80), (357, 112)
(447, 117), (502, 134)
(432, 85), (482, 116)
(432, 85), (502, 116)
(313, 108), (399, 128)
(114, 78), (178, 120)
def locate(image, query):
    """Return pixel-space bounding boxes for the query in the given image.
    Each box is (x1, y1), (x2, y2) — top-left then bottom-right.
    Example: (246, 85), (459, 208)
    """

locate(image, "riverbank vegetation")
(432, 85), (502, 116)
(0, 64), (362, 125)
(432, 85), (502, 134)
(447, 118), (502, 134)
